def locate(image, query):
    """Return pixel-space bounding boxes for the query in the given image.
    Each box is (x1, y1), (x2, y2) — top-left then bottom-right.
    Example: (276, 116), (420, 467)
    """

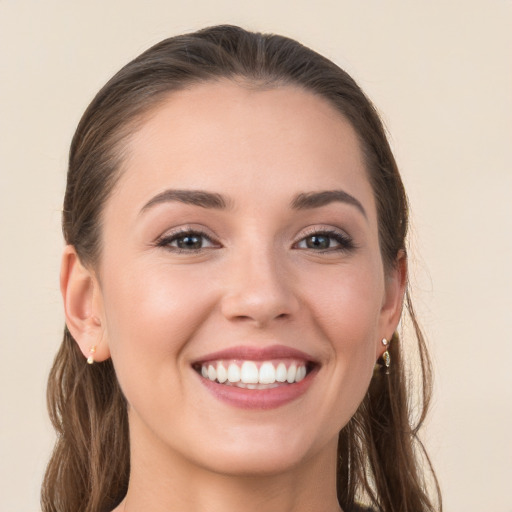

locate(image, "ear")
(376, 250), (407, 359)
(60, 245), (110, 363)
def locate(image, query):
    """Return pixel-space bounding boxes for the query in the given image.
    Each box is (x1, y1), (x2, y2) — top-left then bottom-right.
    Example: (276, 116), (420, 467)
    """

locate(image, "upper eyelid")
(155, 227), (221, 250)
(295, 225), (351, 239)
(157, 225), (217, 240)
(295, 231), (350, 244)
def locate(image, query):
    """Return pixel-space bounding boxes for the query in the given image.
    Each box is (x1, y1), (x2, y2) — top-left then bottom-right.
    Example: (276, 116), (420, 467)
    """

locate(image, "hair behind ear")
(42, 329), (129, 512)
(337, 326), (441, 512)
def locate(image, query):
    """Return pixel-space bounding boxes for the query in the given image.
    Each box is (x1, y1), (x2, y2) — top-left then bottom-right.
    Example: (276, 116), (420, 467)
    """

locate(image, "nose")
(220, 247), (300, 327)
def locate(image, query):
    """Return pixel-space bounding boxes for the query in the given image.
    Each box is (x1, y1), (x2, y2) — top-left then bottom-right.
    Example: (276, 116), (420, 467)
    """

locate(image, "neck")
(122, 470), (342, 512)
(117, 418), (342, 512)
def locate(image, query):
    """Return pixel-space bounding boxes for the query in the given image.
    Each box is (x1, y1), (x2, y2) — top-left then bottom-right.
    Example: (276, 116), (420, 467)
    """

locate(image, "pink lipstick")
(192, 344), (319, 410)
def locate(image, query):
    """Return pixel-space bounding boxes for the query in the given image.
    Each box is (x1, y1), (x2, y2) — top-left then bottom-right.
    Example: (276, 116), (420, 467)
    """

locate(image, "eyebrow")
(140, 189), (231, 213)
(140, 188), (366, 218)
(291, 190), (367, 218)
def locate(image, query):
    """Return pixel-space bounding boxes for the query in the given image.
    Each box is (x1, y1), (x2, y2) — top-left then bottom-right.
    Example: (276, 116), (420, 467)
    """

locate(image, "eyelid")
(293, 226), (356, 252)
(155, 226), (222, 252)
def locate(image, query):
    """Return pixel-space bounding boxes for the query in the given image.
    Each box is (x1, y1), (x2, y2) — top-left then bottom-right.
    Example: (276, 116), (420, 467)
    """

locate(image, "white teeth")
(296, 365), (306, 382)
(227, 363), (241, 383)
(286, 363), (297, 383)
(216, 362), (227, 383)
(199, 360), (309, 386)
(207, 364), (217, 381)
(259, 362), (276, 384)
(276, 362), (287, 382)
(240, 361), (259, 384)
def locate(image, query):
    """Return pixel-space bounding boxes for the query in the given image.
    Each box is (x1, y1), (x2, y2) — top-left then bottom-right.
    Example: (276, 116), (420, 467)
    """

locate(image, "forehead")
(112, 81), (376, 218)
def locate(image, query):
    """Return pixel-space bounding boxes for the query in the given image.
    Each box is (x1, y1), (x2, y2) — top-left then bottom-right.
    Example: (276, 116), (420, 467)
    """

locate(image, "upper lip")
(192, 344), (319, 365)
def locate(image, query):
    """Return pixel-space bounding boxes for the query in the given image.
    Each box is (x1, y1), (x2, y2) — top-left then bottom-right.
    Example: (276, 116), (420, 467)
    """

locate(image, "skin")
(61, 81), (406, 512)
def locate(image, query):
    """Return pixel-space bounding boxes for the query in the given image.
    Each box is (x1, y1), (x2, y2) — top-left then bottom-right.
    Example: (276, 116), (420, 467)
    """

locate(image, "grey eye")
(304, 235), (332, 249)
(297, 234), (341, 250)
(175, 234), (204, 249)
(295, 230), (354, 252)
(157, 230), (218, 252)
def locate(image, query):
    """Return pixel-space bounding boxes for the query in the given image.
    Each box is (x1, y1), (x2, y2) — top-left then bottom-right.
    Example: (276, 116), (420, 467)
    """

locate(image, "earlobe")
(376, 250), (407, 359)
(60, 245), (110, 363)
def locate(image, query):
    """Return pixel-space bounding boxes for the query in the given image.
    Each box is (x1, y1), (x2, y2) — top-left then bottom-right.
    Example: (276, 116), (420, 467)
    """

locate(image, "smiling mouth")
(193, 359), (315, 389)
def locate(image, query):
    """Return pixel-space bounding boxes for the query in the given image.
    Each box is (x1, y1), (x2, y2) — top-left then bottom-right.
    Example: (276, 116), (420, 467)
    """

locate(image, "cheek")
(99, 258), (217, 366)
(300, 257), (384, 402)
(281, 261), (384, 441)
(98, 260), (220, 429)
(304, 259), (384, 346)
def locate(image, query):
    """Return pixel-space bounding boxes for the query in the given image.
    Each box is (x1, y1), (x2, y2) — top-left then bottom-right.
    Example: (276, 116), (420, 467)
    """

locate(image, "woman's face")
(92, 82), (403, 476)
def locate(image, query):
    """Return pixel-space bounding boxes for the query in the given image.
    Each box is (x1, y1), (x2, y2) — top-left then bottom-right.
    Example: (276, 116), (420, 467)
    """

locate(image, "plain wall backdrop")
(1, 1), (511, 510)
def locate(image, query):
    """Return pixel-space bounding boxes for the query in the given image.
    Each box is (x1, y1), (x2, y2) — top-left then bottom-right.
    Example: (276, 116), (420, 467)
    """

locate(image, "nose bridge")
(220, 241), (299, 325)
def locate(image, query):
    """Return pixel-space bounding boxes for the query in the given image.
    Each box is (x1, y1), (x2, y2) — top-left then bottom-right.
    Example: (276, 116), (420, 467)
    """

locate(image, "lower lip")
(195, 369), (317, 410)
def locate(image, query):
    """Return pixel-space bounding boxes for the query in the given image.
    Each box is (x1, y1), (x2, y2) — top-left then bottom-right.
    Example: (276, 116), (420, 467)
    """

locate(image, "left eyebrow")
(290, 190), (367, 219)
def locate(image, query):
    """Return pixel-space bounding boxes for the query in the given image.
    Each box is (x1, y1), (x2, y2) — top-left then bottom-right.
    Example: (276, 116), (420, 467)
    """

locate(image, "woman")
(42, 25), (441, 512)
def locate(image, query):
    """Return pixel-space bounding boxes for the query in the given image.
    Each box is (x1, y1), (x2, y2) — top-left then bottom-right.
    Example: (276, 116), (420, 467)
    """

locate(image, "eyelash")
(155, 228), (219, 254)
(294, 228), (355, 253)
(155, 227), (355, 254)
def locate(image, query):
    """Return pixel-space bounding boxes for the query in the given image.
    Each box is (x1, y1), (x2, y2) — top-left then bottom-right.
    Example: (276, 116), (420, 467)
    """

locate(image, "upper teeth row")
(200, 361), (307, 385)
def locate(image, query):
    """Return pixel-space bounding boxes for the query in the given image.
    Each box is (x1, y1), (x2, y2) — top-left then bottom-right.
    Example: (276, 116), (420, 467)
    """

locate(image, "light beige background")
(1, 1), (511, 510)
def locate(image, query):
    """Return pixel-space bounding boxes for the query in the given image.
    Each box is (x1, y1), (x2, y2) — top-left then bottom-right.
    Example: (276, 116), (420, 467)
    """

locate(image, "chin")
(187, 425), (334, 478)
(199, 447), (307, 477)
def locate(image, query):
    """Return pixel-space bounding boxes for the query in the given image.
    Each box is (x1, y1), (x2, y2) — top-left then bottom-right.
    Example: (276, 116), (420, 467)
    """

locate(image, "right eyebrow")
(140, 189), (232, 214)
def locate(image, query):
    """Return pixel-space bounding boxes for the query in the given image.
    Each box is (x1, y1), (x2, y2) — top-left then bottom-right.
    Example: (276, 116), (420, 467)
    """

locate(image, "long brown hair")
(42, 25), (441, 512)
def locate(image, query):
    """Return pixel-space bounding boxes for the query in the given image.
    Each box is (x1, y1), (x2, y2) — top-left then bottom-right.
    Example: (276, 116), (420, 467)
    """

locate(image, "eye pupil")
(177, 235), (202, 249)
(306, 235), (330, 249)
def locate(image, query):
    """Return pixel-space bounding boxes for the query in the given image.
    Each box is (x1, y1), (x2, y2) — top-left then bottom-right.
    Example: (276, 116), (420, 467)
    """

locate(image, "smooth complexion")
(62, 81), (405, 512)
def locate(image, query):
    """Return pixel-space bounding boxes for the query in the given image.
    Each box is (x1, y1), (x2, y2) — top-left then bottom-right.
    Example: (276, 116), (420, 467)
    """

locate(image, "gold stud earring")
(87, 345), (97, 365)
(381, 338), (390, 368)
